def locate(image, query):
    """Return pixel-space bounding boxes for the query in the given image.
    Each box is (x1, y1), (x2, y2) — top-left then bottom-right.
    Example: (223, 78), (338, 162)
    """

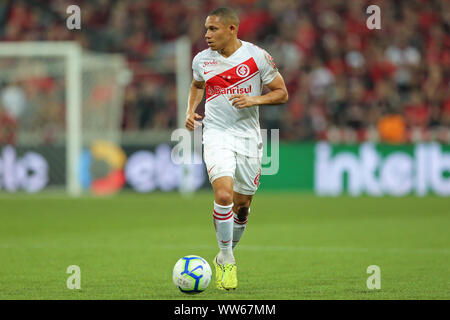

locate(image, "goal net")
(0, 42), (130, 196)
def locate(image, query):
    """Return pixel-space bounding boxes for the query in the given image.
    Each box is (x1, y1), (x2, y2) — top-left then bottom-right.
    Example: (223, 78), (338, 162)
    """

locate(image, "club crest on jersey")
(254, 168), (262, 187)
(236, 64), (250, 78)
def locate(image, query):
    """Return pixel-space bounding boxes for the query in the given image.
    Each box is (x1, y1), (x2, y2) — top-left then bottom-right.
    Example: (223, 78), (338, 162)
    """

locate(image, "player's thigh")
(203, 145), (236, 185)
(233, 153), (262, 196)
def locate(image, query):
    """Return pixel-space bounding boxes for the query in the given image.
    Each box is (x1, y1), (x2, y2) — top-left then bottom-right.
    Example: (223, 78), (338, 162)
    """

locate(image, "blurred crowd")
(0, 0), (449, 143)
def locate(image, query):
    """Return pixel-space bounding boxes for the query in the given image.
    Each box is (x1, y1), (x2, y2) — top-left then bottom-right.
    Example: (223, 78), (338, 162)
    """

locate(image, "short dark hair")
(208, 7), (240, 26)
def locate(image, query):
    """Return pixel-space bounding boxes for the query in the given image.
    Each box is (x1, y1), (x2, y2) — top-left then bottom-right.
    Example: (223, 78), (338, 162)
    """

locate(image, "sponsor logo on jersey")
(264, 50), (277, 71)
(202, 60), (218, 68)
(205, 57), (259, 102)
(207, 85), (252, 96)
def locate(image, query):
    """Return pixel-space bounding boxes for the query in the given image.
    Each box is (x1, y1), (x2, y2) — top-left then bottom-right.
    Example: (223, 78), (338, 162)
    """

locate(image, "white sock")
(213, 201), (235, 264)
(232, 208), (249, 249)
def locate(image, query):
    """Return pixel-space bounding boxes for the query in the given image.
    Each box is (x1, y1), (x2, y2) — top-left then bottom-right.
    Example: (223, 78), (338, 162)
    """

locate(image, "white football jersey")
(192, 40), (278, 139)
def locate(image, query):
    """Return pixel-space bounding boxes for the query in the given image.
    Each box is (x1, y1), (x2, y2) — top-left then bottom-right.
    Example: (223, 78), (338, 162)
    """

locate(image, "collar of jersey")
(215, 40), (244, 60)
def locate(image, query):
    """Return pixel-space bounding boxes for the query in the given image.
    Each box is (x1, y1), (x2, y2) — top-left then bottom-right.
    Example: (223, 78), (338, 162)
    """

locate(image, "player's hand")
(229, 94), (256, 109)
(185, 113), (203, 131)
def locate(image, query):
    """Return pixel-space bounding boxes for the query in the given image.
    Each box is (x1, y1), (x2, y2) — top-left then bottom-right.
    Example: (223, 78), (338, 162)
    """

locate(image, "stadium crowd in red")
(0, 0), (449, 143)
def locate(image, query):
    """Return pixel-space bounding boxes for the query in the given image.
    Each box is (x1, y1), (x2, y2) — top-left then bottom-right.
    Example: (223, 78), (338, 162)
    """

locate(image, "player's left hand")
(229, 94), (256, 109)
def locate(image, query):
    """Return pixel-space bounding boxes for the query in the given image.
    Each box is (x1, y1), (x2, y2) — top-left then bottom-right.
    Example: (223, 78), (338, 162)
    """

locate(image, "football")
(172, 255), (212, 293)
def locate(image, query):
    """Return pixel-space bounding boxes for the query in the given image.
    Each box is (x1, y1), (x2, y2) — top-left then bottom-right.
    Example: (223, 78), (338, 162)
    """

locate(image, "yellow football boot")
(222, 263), (238, 290)
(213, 255), (225, 290)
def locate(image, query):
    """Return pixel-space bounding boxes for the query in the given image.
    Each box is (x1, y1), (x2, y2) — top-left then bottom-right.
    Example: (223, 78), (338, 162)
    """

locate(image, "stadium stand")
(0, 0), (449, 143)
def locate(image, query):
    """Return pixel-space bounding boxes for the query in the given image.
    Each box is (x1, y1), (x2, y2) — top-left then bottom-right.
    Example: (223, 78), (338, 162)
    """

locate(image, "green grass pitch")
(0, 191), (448, 300)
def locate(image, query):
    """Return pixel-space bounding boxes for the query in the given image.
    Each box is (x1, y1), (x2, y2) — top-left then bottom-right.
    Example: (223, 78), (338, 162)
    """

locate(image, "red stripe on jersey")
(206, 71), (260, 103)
(205, 57), (258, 101)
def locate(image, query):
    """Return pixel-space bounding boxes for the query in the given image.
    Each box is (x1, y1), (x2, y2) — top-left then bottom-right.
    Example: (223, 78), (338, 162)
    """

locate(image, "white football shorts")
(203, 130), (262, 195)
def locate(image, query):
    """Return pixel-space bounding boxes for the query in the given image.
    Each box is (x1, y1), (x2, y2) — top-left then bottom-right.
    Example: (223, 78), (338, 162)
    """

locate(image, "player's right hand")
(185, 113), (203, 131)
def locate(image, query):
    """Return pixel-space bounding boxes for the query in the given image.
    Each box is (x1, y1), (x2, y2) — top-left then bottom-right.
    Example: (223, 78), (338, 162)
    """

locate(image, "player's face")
(204, 16), (234, 51)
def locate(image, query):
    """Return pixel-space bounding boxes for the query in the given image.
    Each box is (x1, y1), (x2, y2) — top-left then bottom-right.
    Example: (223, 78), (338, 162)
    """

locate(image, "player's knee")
(215, 189), (233, 206)
(236, 206), (249, 220)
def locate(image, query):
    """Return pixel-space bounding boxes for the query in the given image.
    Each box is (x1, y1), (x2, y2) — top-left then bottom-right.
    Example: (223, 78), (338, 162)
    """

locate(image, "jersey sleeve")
(192, 53), (204, 82)
(255, 48), (278, 85)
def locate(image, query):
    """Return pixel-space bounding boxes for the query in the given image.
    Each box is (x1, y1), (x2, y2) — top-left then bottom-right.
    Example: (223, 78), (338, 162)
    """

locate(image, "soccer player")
(185, 7), (288, 290)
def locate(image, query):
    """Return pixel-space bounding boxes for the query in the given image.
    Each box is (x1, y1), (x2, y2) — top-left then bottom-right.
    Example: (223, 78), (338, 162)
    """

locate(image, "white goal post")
(0, 41), (131, 197)
(0, 39), (195, 196)
(0, 41), (82, 196)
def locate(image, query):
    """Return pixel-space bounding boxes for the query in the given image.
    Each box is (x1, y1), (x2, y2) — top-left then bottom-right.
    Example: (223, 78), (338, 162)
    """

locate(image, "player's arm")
(185, 79), (205, 131)
(229, 72), (288, 109)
